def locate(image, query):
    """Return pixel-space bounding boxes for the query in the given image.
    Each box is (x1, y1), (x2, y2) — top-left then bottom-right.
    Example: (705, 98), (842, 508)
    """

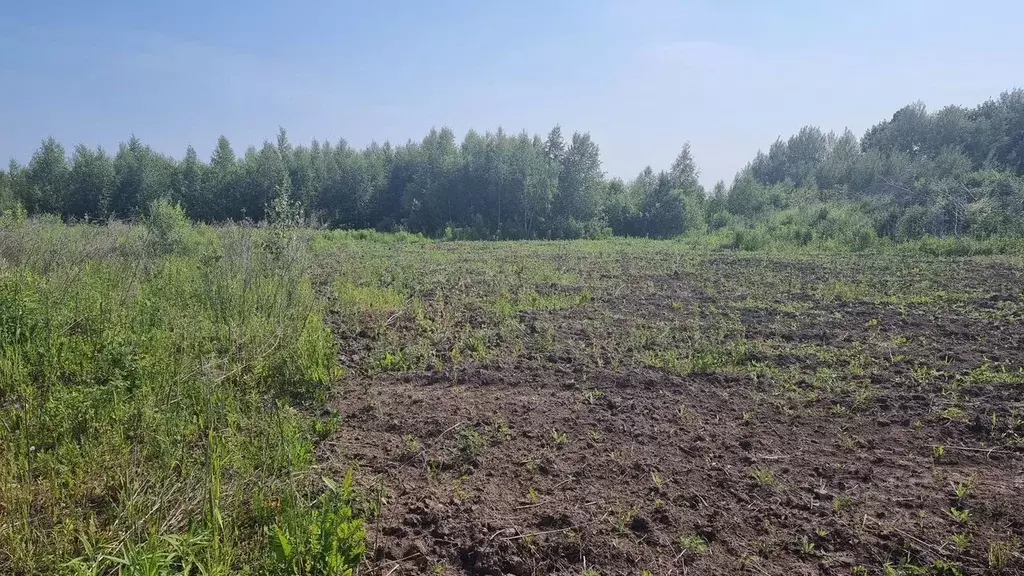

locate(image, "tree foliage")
(5, 88), (1024, 242)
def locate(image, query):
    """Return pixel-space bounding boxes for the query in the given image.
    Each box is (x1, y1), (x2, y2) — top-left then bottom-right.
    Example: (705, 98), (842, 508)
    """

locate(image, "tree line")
(2, 88), (1023, 242)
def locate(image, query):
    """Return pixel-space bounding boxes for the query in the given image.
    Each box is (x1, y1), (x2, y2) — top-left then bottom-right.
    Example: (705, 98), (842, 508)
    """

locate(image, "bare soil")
(319, 251), (1024, 575)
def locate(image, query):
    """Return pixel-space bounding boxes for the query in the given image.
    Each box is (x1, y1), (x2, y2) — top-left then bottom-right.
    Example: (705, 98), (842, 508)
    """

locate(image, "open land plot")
(2, 226), (1022, 576)
(317, 240), (1024, 576)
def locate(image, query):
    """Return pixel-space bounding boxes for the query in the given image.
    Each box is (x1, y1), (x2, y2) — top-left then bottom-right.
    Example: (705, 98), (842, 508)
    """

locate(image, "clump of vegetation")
(678, 535), (709, 556)
(0, 220), (357, 574)
(269, 475), (366, 576)
(458, 428), (487, 464)
(550, 429), (569, 445)
(749, 467), (777, 488)
(988, 539), (1019, 571)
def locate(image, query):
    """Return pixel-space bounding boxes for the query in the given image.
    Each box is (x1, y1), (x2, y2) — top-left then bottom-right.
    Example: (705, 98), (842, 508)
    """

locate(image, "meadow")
(2, 211), (1023, 575)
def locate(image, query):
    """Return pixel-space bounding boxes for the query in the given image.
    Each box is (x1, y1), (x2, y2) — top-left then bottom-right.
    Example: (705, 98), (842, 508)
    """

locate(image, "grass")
(678, 535), (709, 556)
(5, 215), (1024, 574)
(0, 211), (361, 575)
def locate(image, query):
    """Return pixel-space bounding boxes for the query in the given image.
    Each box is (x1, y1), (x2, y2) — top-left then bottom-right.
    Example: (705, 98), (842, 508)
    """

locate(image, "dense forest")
(2, 89), (1023, 244)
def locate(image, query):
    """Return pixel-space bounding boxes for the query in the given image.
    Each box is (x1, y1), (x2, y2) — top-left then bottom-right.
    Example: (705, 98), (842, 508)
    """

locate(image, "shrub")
(145, 198), (195, 254)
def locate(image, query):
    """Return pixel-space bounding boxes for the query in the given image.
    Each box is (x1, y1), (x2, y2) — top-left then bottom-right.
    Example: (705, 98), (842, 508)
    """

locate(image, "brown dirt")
(319, 251), (1024, 576)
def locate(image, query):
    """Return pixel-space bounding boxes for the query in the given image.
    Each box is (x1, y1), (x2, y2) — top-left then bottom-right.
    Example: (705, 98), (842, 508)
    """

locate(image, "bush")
(145, 199), (195, 254)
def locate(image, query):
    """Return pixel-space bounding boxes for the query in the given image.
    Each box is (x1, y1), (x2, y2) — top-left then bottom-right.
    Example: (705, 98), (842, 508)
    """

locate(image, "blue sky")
(3, 0), (1023, 187)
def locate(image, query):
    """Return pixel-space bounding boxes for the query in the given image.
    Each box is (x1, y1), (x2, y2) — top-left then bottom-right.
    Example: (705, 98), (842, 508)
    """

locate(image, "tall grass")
(0, 206), (363, 575)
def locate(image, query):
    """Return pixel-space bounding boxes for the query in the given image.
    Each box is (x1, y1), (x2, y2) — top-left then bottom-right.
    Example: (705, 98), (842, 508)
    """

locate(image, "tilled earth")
(318, 247), (1024, 575)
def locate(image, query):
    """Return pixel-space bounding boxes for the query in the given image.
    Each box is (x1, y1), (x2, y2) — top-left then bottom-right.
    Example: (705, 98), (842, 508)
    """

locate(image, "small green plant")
(651, 471), (665, 488)
(582, 389), (604, 404)
(852, 566), (869, 576)
(832, 496), (853, 513)
(402, 434), (422, 455)
(932, 559), (964, 576)
(528, 487), (539, 504)
(314, 415), (341, 441)
(750, 467), (777, 487)
(952, 477), (975, 501)
(950, 532), (971, 553)
(946, 507), (971, 524)
(550, 429), (569, 445)
(270, 474), (366, 576)
(933, 445), (946, 461)
(678, 535), (709, 556)
(491, 422), (514, 442)
(458, 428), (486, 463)
(372, 350), (412, 373)
(940, 406), (969, 423)
(799, 536), (816, 556)
(989, 538), (1019, 571)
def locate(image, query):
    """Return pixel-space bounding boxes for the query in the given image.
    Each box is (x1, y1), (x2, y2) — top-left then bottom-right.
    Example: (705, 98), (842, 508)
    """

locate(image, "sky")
(2, 0), (1023, 188)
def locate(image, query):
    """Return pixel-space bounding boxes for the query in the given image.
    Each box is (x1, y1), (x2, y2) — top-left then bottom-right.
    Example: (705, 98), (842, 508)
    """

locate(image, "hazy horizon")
(3, 0), (1023, 188)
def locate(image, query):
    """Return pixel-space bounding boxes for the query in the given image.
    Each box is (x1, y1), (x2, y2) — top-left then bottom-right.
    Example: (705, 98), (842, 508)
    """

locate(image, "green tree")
(238, 141), (285, 222)
(403, 127), (460, 234)
(207, 135), (239, 220)
(25, 137), (70, 215)
(67, 145), (116, 219)
(0, 168), (15, 212)
(553, 131), (603, 236)
(111, 136), (172, 218)
(668, 142), (702, 192)
(176, 145), (206, 220)
(604, 177), (641, 236)
(641, 171), (687, 238)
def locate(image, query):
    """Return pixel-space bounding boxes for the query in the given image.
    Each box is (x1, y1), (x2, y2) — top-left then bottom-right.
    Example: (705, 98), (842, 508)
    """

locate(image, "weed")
(402, 434), (422, 455)
(950, 532), (971, 553)
(1, 223), (350, 573)
(583, 389), (605, 404)
(946, 507), (971, 524)
(932, 559), (964, 576)
(989, 539), (1019, 571)
(550, 429), (569, 445)
(678, 535), (709, 556)
(940, 406), (969, 423)
(933, 445), (946, 462)
(750, 467), (777, 488)
(458, 428), (486, 464)
(833, 497), (854, 513)
(799, 536), (816, 556)
(491, 422), (514, 442)
(270, 474), (366, 576)
(952, 477), (975, 501)
(528, 487), (539, 504)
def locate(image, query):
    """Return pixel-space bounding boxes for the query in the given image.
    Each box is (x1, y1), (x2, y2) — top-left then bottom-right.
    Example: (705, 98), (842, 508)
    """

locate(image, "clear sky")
(3, 0), (1023, 188)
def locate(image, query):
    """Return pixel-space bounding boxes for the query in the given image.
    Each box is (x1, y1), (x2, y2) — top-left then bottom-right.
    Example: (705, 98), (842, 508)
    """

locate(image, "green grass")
(4, 214), (1024, 574)
(0, 211), (362, 575)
